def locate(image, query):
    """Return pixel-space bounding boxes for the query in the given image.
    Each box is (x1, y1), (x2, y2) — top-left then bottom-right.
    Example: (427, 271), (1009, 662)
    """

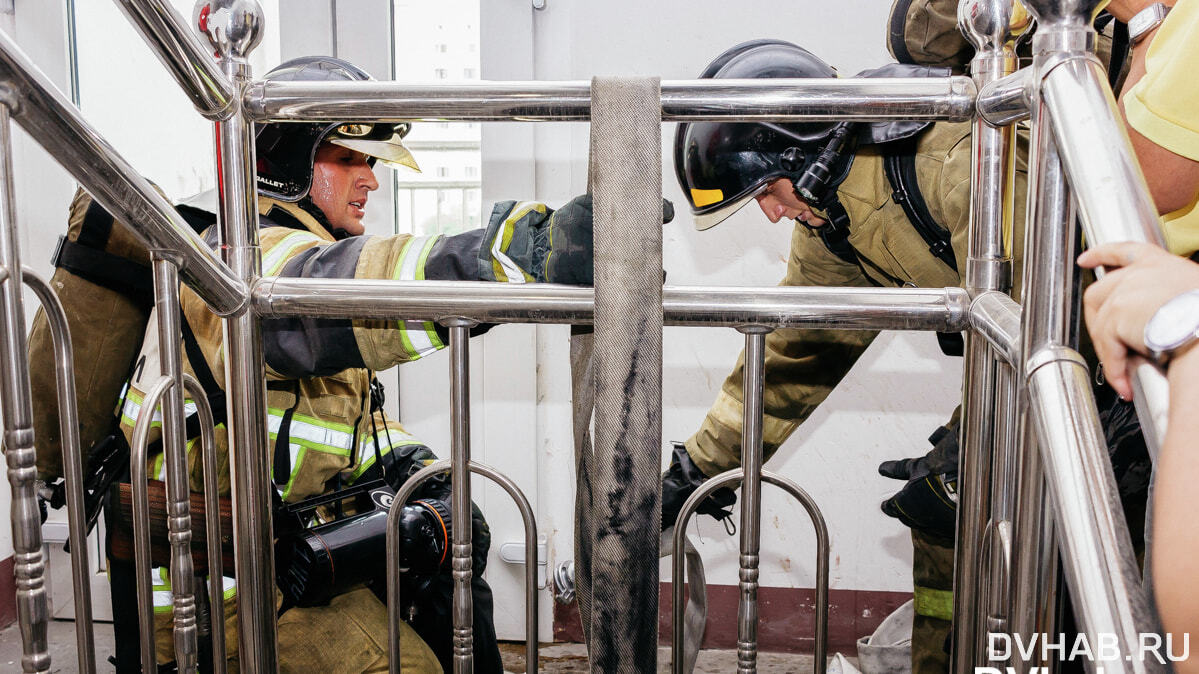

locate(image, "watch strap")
(1144, 289), (1199, 364)
(1128, 2), (1170, 44)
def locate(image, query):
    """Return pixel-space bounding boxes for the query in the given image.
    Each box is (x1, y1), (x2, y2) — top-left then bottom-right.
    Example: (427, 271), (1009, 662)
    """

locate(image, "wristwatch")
(1144, 289), (1199, 364)
(1128, 2), (1171, 44)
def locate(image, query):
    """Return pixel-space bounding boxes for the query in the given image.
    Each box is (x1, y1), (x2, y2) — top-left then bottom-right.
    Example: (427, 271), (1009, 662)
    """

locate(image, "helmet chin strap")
(296, 196), (354, 240)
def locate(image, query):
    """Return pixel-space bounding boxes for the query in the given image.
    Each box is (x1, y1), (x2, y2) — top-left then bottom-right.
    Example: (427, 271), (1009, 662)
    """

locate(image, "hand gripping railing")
(384, 321), (540, 674)
(670, 327), (831, 674)
(128, 372), (227, 674)
(952, 0), (1170, 669)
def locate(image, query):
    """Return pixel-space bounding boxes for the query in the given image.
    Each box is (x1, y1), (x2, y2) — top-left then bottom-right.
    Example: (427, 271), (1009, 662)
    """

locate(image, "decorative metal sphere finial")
(193, 0), (264, 61)
(959, 0), (1033, 50)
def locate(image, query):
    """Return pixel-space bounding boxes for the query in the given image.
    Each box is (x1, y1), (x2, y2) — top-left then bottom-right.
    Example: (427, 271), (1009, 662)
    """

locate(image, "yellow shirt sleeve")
(1125, 0), (1199, 162)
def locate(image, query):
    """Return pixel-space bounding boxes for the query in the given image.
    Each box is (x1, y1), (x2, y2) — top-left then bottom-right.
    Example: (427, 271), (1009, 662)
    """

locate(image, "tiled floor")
(0, 619), (847, 672)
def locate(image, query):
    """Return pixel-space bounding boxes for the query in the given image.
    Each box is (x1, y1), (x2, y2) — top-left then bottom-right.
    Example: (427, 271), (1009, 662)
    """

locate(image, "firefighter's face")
(310, 143), (379, 236)
(754, 178), (827, 227)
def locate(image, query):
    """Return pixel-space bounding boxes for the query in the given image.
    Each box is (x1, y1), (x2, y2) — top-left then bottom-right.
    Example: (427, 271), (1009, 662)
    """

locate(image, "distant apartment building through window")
(393, 0), (482, 236)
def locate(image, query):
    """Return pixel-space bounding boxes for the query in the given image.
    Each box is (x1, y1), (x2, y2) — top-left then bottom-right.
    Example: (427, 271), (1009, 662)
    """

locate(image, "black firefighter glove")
(878, 424), (959, 542)
(661, 441), (737, 533)
(479, 194), (674, 285)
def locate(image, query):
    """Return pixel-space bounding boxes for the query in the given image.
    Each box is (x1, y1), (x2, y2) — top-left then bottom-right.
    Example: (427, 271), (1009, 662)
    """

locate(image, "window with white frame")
(392, 0), (481, 236)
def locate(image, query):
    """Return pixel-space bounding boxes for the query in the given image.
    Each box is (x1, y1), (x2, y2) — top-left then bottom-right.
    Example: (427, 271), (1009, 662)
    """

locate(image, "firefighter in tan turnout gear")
(667, 39), (1029, 673)
(104, 55), (607, 673)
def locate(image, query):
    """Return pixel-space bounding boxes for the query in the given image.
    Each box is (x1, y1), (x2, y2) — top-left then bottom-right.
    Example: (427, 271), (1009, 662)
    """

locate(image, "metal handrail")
(253, 279), (971, 331)
(244, 77), (977, 123)
(179, 374), (228, 674)
(113, 0), (236, 119)
(0, 0), (1176, 669)
(0, 29), (246, 316)
(670, 472), (830, 673)
(385, 460), (541, 674)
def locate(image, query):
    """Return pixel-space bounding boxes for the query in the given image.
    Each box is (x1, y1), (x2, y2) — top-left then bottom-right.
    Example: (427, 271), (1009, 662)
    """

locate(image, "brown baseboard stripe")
(0, 555), (15, 629)
(554, 583), (911, 654)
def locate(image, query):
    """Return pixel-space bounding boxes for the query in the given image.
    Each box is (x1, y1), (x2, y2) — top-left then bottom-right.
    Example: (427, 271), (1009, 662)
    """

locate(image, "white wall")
(394, 0), (968, 641)
(0, 0), (77, 568)
(519, 0), (965, 597)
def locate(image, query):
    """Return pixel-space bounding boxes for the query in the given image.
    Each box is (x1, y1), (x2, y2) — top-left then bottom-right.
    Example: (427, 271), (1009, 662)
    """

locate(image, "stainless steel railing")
(0, 0), (1178, 671)
(671, 327), (831, 674)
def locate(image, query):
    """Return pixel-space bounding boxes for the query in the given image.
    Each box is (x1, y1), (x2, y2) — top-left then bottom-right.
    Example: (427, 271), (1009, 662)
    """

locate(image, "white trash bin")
(855, 599), (914, 674)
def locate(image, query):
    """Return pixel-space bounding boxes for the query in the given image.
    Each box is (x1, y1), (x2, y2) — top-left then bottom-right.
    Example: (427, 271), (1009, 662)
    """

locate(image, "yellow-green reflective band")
(120, 389), (199, 429)
(262, 231), (322, 276)
(266, 408), (354, 456)
(392, 235), (445, 359)
(490, 202), (543, 283)
(349, 433), (424, 483)
(914, 585), (954, 622)
(150, 566), (237, 614)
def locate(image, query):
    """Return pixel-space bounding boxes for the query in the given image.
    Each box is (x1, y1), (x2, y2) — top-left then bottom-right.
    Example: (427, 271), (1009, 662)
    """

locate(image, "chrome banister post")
(151, 255), (199, 673)
(736, 326), (769, 673)
(954, 1), (1026, 668)
(0, 89), (51, 674)
(130, 376), (176, 673)
(387, 459), (452, 674)
(179, 374), (227, 674)
(193, 2), (277, 671)
(446, 319), (477, 672)
(21, 267), (96, 674)
(385, 458), (542, 672)
(1027, 348), (1165, 672)
(1010, 66), (1076, 669)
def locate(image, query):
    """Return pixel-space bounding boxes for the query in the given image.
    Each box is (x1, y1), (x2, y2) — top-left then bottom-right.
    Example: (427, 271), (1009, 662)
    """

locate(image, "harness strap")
(179, 314), (227, 430)
(815, 199), (858, 266)
(51, 237), (154, 310)
(882, 141), (958, 271)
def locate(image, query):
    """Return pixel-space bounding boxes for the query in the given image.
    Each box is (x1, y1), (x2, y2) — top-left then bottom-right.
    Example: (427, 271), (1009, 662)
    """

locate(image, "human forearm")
(1114, 0), (1199, 213)
(1151, 345), (1199, 664)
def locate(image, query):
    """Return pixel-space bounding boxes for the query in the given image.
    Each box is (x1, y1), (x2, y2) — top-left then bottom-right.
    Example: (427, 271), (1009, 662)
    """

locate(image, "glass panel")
(70, 1), (281, 203)
(392, 0), (482, 236)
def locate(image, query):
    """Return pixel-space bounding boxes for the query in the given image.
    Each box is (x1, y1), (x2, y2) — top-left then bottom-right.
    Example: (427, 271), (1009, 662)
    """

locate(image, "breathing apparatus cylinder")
(275, 485), (453, 607)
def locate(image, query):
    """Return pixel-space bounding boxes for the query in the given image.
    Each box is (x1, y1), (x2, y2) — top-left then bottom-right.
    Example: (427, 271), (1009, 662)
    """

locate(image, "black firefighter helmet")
(255, 56), (420, 201)
(674, 40), (855, 230)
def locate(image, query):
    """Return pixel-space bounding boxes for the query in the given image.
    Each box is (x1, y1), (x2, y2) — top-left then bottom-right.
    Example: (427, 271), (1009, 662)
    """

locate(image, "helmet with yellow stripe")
(673, 40), (852, 231)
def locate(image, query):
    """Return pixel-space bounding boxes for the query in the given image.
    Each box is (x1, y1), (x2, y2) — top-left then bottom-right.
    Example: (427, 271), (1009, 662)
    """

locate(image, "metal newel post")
(447, 320), (476, 672)
(0, 89), (51, 674)
(152, 254), (200, 673)
(193, 2), (276, 670)
(953, 0), (1025, 668)
(1009, 27), (1080, 666)
(736, 326), (770, 673)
